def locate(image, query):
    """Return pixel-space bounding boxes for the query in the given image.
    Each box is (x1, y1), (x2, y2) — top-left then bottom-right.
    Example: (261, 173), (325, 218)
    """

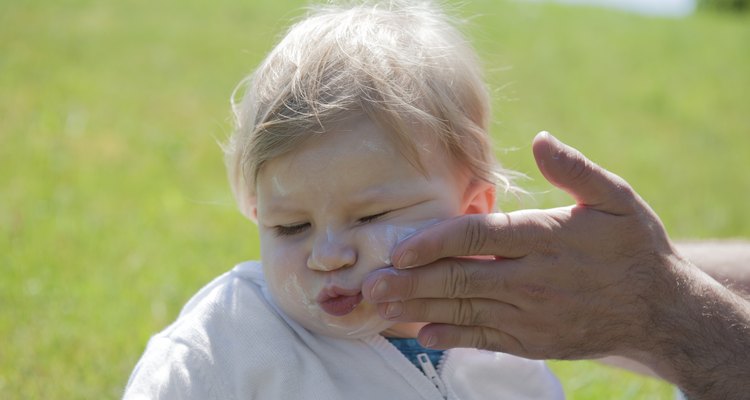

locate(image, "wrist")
(631, 255), (750, 398)
(619, 252), (692, 381)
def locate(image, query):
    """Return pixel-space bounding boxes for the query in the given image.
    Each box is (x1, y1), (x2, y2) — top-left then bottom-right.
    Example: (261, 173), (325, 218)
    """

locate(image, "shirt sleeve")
(122, 336), (225, 400)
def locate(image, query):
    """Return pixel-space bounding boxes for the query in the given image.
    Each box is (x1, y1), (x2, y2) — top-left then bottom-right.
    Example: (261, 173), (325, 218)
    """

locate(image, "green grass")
(1, 1), (748, 398)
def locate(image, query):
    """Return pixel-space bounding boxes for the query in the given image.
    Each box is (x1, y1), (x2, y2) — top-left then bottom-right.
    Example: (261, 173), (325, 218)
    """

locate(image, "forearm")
(643, 255), (750, 399)
(603, 240), (750, 384)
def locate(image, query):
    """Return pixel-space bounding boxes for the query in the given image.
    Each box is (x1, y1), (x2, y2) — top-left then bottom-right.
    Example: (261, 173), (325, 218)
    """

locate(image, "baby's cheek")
(261, 250), (318, 317)
(262, 245), (307, 282)
(279, 272), (315, 310)
(354, 224), (421, 266)
(266, 270), (327, 331)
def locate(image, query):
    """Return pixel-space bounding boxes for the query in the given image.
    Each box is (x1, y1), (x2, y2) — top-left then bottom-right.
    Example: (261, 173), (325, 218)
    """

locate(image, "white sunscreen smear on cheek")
(362, 224), (417, 266)
(282, 273), (320, 318)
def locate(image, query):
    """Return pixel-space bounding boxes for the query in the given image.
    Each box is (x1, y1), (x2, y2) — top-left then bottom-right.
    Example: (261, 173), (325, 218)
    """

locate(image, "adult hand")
(363, 132), (750, 397)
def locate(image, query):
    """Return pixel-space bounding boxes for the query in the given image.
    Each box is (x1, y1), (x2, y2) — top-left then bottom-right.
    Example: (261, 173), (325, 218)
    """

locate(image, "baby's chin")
(306, 316), (395, 339)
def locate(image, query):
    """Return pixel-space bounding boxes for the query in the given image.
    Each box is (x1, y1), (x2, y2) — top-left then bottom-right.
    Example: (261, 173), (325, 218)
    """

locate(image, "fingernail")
(396, 249), (417, 268)
(370, 279), (389, 301)
(384, 302), (403, 319)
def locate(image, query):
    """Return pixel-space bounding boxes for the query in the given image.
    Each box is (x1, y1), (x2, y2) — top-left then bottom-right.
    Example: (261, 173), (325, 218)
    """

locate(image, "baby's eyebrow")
(347, 184), (413, 204)
(348, 190), (388, 205)
(258, 198), (304, 216)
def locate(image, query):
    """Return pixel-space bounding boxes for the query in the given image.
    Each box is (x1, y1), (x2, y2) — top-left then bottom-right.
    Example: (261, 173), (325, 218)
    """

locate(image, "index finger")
(391, 211), (543, 269)
(363, 257), (519, 303)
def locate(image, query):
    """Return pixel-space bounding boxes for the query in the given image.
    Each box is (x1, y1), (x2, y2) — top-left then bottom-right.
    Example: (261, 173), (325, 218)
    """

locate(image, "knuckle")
(470, 328), (489, 350)
(497, 212), (536, 255)
(444, 259), (470, 298)
(462, 215), (488, 255)
(492, 213), (515, 251)
(609, 174), (635, 199)
(566, 154), (594, 186)
(455, 299), (476, 326)
(402, 271), (419, 300)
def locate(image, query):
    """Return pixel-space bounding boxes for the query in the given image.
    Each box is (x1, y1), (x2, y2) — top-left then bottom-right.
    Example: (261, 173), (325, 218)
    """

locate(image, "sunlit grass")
(2, 0), (747, 398)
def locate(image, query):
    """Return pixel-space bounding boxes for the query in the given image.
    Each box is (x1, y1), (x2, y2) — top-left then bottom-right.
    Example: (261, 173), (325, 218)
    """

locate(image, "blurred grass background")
(1, 0), (748, 398)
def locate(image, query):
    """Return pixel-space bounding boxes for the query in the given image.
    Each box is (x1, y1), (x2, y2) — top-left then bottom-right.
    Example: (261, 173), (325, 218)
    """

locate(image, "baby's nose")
(307, 233), (357, 272)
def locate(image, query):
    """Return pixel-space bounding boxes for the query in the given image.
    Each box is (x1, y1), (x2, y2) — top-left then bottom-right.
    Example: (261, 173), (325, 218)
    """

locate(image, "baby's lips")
(317, 286), (363, 316)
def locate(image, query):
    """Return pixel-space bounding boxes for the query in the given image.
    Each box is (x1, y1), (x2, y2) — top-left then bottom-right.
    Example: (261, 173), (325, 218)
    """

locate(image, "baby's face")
(254, 116), (478, 338)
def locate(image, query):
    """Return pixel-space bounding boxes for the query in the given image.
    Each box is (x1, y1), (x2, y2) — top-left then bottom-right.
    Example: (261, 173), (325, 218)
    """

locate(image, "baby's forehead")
(306, 115), (449, 172)
(260, 115), (459, 188)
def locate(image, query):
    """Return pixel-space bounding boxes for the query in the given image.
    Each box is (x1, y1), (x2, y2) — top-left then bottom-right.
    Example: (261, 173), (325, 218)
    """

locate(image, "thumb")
(532, 131), (637, 215)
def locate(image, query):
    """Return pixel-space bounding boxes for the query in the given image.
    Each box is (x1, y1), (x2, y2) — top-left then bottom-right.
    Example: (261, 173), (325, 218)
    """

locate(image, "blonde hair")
(225, 0), (520, 217)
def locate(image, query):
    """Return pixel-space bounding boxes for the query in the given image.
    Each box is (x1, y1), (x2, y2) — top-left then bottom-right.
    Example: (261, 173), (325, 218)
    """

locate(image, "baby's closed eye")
(358, 211), (390, 224)
(273, 222), (310, 236)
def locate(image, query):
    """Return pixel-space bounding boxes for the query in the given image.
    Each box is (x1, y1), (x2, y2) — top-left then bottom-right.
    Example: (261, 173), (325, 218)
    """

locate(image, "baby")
(124, 1), (564, 399)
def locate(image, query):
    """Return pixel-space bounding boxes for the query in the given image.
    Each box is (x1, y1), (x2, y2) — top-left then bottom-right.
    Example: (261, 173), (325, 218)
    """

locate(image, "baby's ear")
(460, 179), (496, 215)
(242, 196), (259, 224)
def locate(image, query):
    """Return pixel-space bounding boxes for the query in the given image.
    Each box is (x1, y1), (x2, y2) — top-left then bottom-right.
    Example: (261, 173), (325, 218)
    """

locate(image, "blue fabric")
(386, 337), (444, 370)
